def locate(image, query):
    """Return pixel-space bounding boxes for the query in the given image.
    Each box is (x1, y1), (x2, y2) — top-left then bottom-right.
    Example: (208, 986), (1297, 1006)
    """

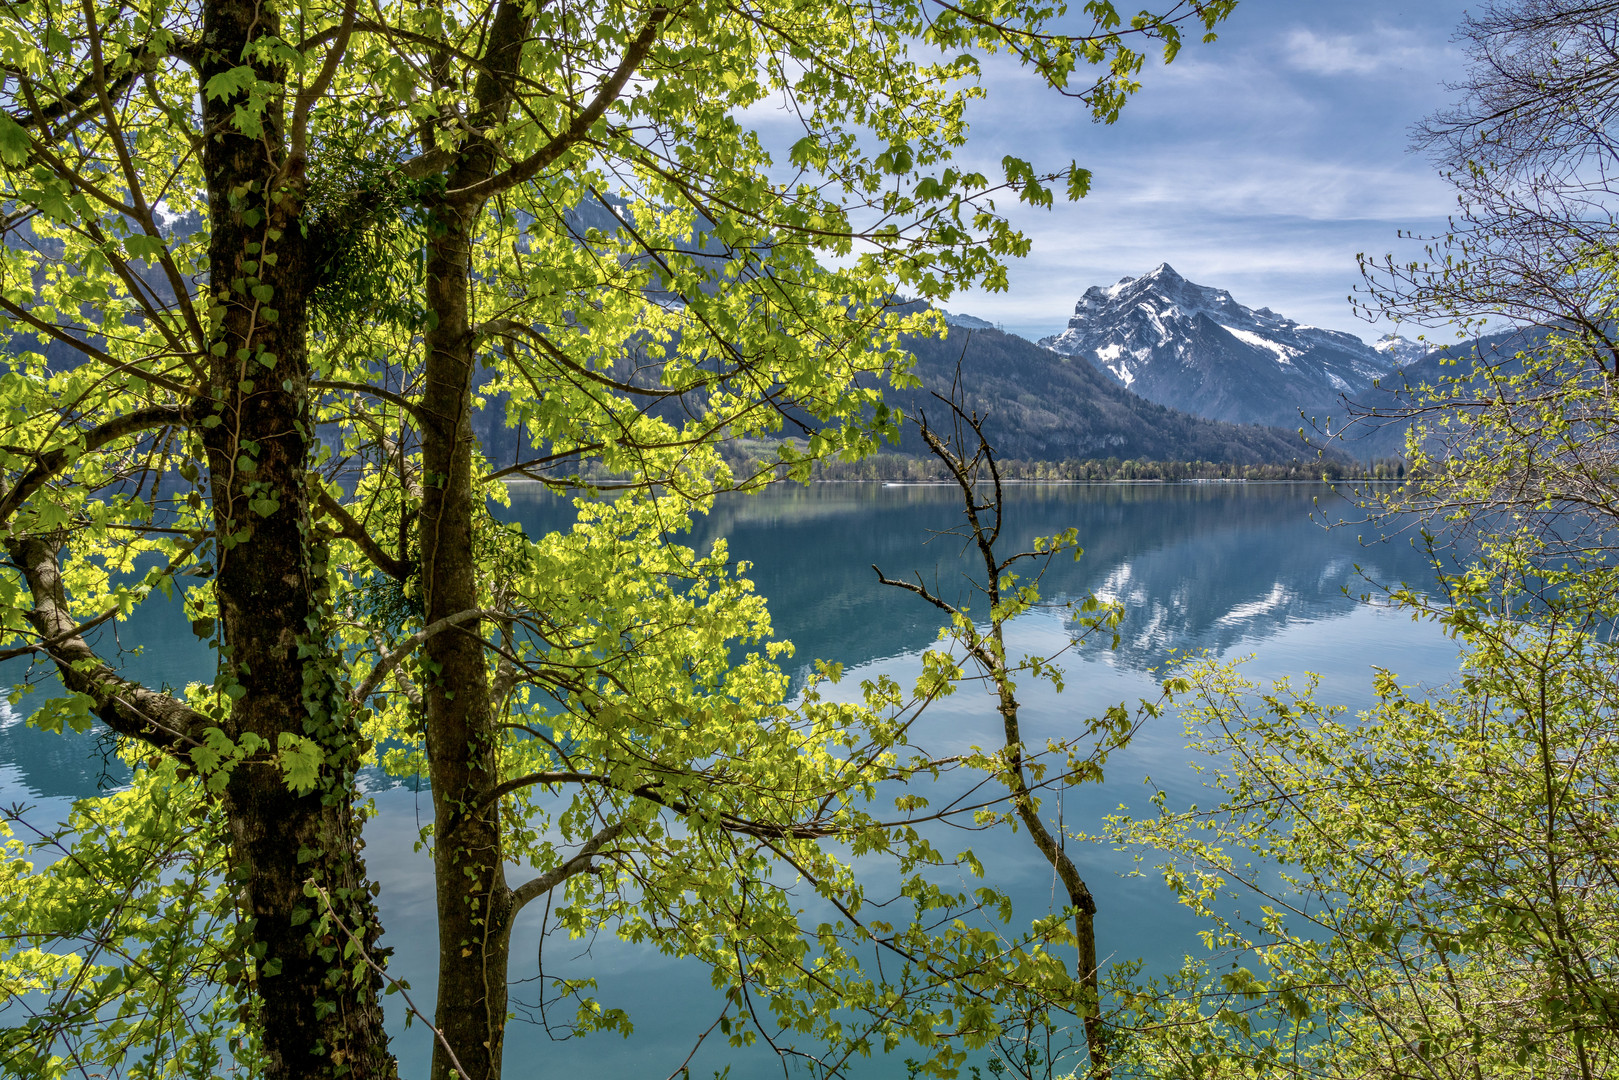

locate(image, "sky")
(936, 0), (1477, 344)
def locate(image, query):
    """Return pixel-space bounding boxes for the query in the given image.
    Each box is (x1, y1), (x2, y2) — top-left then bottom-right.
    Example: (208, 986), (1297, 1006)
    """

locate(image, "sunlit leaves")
(1115, 628), (1619, 1080)
(0, 0), (1233, 1069)
(0, 759), (256, 1077)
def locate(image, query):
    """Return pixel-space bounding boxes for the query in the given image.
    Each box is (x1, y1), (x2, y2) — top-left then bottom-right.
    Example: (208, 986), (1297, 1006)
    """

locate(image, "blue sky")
(942, 0), (1476, 344)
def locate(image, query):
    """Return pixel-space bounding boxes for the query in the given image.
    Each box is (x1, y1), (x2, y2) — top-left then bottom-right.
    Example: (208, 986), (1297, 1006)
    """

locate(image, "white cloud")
(1098, 150), (1452, 223)
(717, 1), (1477, 347)
(877, 5), (1475, 342)
(1281, 26), (1453, 77)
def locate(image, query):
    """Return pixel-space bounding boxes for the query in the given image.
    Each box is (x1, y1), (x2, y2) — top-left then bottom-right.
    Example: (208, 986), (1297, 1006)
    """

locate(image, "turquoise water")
(0, 482), (1463, 1077)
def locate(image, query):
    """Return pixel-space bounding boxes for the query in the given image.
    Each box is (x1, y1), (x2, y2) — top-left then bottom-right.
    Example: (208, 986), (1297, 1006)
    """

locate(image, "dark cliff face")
(1038, 263), (1393, 430)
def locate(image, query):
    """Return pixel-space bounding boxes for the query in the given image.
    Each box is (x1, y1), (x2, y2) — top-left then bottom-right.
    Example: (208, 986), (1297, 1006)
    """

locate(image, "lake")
(0, 482), (1464, 1078)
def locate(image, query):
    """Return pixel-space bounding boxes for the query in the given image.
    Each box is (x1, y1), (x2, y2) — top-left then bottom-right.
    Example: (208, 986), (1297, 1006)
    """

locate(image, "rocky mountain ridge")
(1035, 263), (1414, 429)
(884, 325), (1331, 466)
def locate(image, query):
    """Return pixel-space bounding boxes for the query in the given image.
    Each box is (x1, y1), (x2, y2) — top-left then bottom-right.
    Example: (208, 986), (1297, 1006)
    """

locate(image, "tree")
(1356, 0), (1619, 343)
(1106, 5), (1619, 1077)
(1, 0), (399, 1071)
(1112, 603), (1619, 1080)
(873, 398), (1176, 1080)
(1349, 0), (1619, 606)
(0, 1), (1235, 1078)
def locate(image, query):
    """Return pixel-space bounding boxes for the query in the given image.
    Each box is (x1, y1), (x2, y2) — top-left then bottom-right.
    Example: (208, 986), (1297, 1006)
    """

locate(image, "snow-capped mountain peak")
(940, 309), (995, 331)
(1371, 333), (1430, 367)
(1038, 267), (1395, 428)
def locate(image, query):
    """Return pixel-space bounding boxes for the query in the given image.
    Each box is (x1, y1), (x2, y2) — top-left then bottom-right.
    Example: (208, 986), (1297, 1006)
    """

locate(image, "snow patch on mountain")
(1093, 342), (1137, 385)
(1221, 324), (1299, 366)
(941, 309), (996, 331)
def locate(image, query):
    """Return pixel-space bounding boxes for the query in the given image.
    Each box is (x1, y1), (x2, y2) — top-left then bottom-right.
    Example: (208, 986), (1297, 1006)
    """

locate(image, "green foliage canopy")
(0, 0), (1236, 1076)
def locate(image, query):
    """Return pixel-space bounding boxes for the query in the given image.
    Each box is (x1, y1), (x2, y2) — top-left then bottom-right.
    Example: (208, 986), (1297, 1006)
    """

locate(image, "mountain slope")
(1038, 264), (1397, 429)
(888, 325), (1325, 464)
(1337, 327), (1548, 460)
(473, 322), (1325, 471)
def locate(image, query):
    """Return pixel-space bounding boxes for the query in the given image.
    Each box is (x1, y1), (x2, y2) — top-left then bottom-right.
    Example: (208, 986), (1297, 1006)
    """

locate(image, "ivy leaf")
(277, 733), (326, 794)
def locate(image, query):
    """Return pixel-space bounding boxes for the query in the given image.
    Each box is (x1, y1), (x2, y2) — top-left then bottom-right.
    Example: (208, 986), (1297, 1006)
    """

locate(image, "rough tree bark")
(407, 1), (676, 1071)
(192, 0), (396, 1073)
(0, 0), (402, 1073)
(420, 201), (516, 1080)
(413, 4), (533, 1074)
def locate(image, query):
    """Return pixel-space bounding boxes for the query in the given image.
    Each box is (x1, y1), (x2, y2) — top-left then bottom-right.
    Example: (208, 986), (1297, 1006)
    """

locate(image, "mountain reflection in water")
(525, 481), (1445, 680)
(2, 482), (1444, 801)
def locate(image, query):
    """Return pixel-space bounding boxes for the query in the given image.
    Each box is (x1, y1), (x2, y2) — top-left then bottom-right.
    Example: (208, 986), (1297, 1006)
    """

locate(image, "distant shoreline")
(846, 478), (1403, 487)
(502, 477), (1407, 488)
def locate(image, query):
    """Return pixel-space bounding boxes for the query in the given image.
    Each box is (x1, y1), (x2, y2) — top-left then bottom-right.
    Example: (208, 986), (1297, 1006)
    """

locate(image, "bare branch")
(313, 379), (424, 422)
(348, 608), (500, 705)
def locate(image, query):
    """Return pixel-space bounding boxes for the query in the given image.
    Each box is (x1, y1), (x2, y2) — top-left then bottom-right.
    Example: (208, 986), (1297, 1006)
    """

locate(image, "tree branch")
(462, 767), (838, 841)
(0, 296), (196, 398)
(316, 488), (411, 581)
(509, 821), (628, 913)
(289, 0), (357, 167)
(0, 533), (203, 662)
(444, 7), (668, 203)
(313, 379), (425, 422)
(871, 565), (964, 620)
(476, 318), (688, 399)
(0, 405), (188, 527)
(5, 536), (204, 754)
(348, 607), (501, 705)
(3, 37), (174, 133)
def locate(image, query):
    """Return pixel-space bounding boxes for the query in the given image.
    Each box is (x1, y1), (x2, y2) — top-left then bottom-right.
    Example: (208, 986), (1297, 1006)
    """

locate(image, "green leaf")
(0, 113), (32, 166)
(203, 66), (256, 102)
(277, 734), (326, 794)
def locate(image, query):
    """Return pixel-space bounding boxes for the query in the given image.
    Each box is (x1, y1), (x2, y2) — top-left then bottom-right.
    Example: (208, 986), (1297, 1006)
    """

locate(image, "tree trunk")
(410, 4), (538, 1071)
(198, 0), (395, 1074)
(421, 202), (514, 1080)
(994, 672), (1109, 1079)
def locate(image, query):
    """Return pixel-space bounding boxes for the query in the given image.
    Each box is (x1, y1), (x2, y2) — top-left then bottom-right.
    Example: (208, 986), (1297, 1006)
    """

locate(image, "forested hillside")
(469, 322), (1331, 473)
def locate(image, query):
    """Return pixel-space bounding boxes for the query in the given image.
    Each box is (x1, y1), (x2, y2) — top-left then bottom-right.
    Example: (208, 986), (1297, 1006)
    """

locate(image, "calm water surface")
(0, 483), (1462, 1078)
